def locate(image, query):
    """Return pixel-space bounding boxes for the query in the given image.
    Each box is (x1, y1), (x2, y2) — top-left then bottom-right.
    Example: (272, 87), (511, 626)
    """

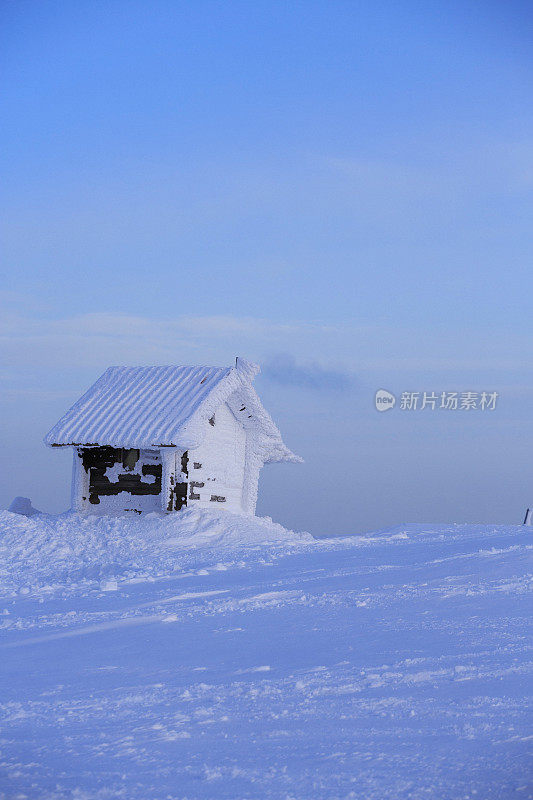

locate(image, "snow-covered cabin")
(44, 359), (301, 515)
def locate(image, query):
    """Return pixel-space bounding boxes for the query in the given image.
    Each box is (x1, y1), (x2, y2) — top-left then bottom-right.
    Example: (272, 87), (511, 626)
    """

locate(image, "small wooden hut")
(45, 358), (301, 515)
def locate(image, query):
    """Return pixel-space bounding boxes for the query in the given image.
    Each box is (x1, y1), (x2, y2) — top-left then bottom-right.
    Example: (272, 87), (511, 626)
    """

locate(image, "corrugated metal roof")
(45, 365), (233, 448)
(45, 360), (302, 462)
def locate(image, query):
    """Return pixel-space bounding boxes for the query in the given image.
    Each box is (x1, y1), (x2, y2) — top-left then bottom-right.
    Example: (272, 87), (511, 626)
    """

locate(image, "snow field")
(0, 511), (531, 799)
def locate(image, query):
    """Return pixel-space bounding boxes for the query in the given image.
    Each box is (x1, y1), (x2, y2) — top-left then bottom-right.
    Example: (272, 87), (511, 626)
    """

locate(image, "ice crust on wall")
(187, 403), (247, 512)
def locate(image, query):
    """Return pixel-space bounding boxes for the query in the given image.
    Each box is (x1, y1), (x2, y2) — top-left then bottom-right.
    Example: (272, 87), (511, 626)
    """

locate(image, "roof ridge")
(103, 363), (233, 371)
(44, 361), (298, 462)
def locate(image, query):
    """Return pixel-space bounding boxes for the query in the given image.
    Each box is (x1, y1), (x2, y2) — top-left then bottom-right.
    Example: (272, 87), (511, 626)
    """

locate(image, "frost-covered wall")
(72, 448), (162, 514)
(69, 400), (273, 516)
(186, 403), (247, 513)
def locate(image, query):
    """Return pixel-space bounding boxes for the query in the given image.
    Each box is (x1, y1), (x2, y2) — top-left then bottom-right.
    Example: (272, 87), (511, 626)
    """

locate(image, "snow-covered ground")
(0, 508), (531, 799)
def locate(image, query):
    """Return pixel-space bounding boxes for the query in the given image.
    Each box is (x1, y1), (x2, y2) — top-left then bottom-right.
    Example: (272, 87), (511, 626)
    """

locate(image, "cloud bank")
(262, 353), (354, 392)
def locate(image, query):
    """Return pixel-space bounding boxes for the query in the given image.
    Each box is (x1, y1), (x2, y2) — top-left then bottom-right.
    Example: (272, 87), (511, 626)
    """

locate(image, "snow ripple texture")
(0, 510), (531, 799)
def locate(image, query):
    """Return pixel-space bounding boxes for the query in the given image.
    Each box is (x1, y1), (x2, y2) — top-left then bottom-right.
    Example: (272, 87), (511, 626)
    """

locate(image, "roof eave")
(262, 443), (304, 465)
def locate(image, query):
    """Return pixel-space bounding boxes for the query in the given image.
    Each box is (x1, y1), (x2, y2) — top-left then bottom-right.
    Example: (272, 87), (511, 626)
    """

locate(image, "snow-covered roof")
(44, 359), (301, 463)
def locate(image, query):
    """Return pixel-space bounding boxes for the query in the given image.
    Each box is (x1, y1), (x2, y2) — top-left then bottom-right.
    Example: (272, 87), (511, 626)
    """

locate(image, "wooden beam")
(71, 447), (89, 513)
(161, 448), (176, 512)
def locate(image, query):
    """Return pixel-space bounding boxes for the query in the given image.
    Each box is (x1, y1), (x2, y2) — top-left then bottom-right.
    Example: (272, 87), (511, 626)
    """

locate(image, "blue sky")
(2, 0), (533, 534)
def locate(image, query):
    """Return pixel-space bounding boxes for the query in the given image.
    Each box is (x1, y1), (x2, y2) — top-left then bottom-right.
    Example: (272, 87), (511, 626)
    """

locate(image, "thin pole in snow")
(523, 508), (531, 525)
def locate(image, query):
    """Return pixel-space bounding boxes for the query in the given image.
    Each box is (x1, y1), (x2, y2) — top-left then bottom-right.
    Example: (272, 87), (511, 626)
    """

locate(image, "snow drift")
(0, 511), (531, 799)
(0, 506), (312, 598)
